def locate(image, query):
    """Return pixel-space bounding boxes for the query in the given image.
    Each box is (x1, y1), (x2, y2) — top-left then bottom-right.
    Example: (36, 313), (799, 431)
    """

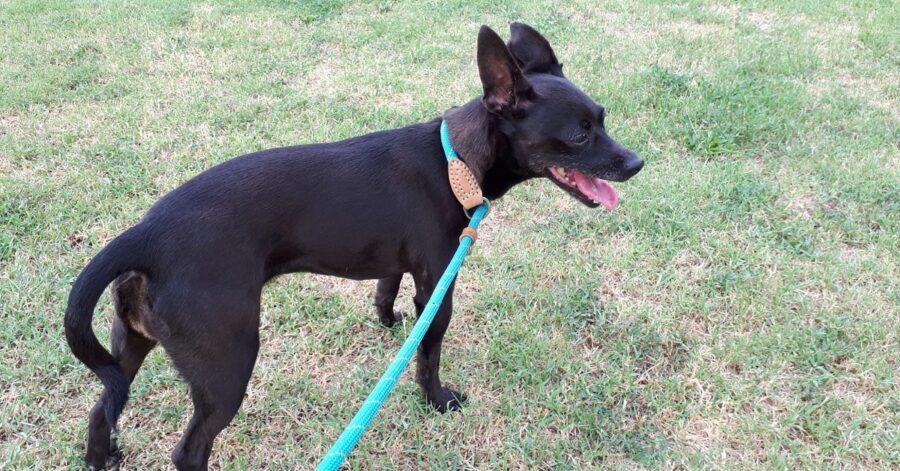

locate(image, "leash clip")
(463, 197), (489, 219)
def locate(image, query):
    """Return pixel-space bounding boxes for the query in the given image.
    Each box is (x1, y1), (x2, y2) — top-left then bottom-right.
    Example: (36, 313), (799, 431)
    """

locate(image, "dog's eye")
(573, 133), (589, 145)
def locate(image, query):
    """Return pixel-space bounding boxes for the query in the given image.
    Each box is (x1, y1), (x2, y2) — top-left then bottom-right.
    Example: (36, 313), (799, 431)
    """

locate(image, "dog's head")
(475, 23), (643, 209)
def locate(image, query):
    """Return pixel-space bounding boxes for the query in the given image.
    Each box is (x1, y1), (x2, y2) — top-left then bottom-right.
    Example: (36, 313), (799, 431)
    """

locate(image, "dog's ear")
(507, 22), (564, 77)
(477, 25), (533, 114)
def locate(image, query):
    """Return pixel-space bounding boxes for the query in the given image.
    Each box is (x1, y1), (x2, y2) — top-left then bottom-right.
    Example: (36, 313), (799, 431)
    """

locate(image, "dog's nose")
(622, 156), (644, 179)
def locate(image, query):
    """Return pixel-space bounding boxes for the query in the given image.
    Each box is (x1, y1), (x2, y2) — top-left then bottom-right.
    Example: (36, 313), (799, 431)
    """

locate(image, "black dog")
(65, 23), (643, 470)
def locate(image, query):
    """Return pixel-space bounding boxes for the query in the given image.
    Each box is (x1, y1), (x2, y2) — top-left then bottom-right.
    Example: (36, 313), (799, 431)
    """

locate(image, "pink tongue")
(571, 170), (618, 210)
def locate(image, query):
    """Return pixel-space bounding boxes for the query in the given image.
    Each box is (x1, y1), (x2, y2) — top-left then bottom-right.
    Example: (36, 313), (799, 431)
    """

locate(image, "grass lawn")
(1, 0), (898, 469)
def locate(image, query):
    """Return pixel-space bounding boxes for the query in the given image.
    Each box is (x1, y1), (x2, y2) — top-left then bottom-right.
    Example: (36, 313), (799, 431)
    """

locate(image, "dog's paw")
(105, 444), (122, 471)
(86, 453), (120, 471)
(378, 310), (404, 328)
(86, 438), (122, 471)
(427, 387), (467, 413)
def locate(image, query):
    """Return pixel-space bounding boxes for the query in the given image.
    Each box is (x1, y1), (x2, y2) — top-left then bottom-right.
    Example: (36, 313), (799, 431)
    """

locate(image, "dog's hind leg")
(86, 273), (157, 470)
(163, 294), (260, 471)
(374, 274), (404, 327)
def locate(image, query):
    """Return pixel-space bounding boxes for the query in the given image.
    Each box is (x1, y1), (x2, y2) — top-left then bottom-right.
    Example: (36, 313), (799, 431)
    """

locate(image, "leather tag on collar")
(448, 158), (484, 210)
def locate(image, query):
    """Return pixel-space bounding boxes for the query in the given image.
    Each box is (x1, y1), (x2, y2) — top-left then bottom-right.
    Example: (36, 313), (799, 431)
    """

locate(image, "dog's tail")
(64, 224), (148, 430)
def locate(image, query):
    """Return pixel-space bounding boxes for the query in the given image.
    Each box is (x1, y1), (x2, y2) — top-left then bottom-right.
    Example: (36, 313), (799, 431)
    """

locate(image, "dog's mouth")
(546, 166), (618, 210)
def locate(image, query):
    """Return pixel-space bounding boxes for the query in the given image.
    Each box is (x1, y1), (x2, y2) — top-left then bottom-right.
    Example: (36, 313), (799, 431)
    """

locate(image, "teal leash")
(316, 121), (489, 471)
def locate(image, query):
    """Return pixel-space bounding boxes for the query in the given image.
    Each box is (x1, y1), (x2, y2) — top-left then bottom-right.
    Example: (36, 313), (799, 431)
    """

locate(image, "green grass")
(1, 0), (898, 469)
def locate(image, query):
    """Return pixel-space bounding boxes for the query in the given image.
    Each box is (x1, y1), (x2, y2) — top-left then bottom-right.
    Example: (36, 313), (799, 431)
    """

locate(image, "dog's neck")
(443, 100), (533, 200)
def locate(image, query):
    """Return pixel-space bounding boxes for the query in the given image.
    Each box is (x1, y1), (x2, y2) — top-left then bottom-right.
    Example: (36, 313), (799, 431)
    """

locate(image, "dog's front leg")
(412, 273), (466, 412)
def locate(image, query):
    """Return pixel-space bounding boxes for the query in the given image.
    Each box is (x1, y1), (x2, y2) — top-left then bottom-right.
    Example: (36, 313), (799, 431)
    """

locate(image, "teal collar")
(440, 120), (459, 162)
(439, 119), (489, 216)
